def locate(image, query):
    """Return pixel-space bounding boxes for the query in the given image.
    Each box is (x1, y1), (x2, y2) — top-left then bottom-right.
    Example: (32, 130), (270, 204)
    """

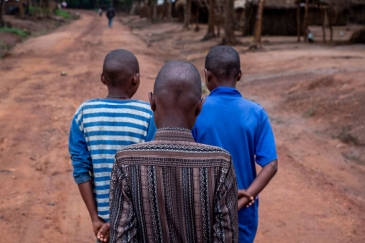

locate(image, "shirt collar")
(153, 127), (195, 142)
(209, 86), (242, 97)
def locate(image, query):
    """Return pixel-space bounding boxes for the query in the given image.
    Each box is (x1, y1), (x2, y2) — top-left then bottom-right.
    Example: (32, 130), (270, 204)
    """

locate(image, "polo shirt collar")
(209, 86), (242, 97)
(154, 127), (195, 142)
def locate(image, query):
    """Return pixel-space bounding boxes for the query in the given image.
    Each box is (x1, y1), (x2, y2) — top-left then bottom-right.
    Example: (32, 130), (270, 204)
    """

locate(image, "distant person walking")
(307, 28), (314, 43)
(98, 8), (103, 17)
(106, 6), (115, 28)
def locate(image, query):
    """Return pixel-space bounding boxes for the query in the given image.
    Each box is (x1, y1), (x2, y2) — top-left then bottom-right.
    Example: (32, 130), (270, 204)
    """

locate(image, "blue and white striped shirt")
(69, 99), (156, 221)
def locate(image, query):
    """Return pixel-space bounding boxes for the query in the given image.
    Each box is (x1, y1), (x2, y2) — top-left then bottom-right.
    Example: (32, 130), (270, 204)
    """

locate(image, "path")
(0, 11), (364, 243)
(0, 11), (164, 242)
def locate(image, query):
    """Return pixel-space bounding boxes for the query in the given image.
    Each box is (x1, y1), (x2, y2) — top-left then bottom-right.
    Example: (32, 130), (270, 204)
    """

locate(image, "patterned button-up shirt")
(109, 128), (238, 243)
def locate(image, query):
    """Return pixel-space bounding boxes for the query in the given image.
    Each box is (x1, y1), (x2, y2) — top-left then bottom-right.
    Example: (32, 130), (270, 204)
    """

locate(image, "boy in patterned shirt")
(108, 61), (238, 243)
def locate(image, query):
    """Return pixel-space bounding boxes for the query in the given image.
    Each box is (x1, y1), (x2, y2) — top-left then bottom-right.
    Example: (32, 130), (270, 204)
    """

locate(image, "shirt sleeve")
(254, 110), (278, 167)
(109, 162), (138, 243)
(213, 159), (239, 243)
(69, 116), (92, 184)
(145, 113), (157, 142)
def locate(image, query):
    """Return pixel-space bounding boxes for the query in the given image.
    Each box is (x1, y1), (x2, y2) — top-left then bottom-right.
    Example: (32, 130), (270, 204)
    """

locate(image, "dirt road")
(0, 11), (364, 242)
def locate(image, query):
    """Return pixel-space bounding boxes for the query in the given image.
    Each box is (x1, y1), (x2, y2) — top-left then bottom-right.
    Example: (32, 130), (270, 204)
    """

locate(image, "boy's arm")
(69, 118), (103, 235)
(239, 111), (278, 209)
(238, 160), (278, 210)
(213, 160), (238, 243)
(78, 181), (106, 236)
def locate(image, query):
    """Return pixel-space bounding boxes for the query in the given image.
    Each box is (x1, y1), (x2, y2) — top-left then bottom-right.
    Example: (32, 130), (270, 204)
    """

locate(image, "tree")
(252, 0), (265, 48)
(222, 0), (238, 45)
(167, 0), (172, 20)
(202, 0), (215, 40)
(183, 0), (191, 29)
(0, 0), (4, 27)
(152, 0), (157, 22)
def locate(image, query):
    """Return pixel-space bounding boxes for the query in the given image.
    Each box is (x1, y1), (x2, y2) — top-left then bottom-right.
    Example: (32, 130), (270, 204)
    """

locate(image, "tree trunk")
(167, 0), (172, 21)
(244, 3), (253, 36)
(0, 0), (5, 27)
(302, 0), (309, 42)
(297, 3), (301, 42)
(18, 0), (25, 19)
(222, 0), (238, 45)
(152, 0), (157, 22)
(328, 10), (333, 42)
(32, 0), (37, 19)
(203, 0), (215, 40)
(160, 0), (167, 19)
(322, 8), (326, 43)
(194, 8), (200, 32)
(39, 0), (44, 18)
(252, 0), (265, 48)
(183, 0), (191, 29)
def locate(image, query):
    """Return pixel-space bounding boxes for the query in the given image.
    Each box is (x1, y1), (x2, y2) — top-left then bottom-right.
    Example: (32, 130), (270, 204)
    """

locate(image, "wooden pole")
(254, 0), (265, 47)
(302, 0), (309, 42)
(0, 0), (5, 27)
(297, 3), (301, 42)
(328, 9), (333, 42)
(322, 7), (326, 43)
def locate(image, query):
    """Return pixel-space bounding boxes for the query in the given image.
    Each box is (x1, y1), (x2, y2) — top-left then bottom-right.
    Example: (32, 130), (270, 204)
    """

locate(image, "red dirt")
(0, 11), (364, 242)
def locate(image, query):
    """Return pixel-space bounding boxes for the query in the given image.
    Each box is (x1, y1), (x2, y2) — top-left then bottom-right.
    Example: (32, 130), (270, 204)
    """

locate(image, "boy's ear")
(148, 92), (156, 111)
(195, 97), (205, 117)
(132, 73), (140, 86)
(236, 69), (242, 82)
(101, 74), (107, 85)
(204, 69), (211, 83)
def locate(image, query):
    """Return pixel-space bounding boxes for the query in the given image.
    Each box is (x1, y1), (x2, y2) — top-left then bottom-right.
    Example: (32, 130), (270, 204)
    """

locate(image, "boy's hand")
(97, 222), (110, 242)
(92, 217), (105, 238)
(238, 189), (254, 210)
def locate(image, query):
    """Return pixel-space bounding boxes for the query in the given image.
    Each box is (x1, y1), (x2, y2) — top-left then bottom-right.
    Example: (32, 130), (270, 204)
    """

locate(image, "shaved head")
(205, 46), (240, 80)
(154, 60), (202, 111)
(102, 49), (139, 87)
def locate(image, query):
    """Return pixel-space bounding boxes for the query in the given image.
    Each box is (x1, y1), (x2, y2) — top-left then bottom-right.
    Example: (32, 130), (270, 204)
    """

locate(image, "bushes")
(55, 9), (71, 19)
(0, 27), (29, 38)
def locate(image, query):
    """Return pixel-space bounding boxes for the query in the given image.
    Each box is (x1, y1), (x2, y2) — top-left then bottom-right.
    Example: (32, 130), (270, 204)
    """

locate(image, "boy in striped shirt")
(68, 49), (156, 242)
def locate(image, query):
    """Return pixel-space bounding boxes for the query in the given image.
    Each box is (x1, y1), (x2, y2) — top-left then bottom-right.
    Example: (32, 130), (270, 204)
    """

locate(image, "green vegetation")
(55, 9), (71, 19)
(0, 27), (29, 38)
(28, 6), (43, 14)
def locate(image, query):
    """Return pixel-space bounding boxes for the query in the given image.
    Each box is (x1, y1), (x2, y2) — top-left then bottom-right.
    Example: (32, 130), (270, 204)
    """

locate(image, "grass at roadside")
(55, 9), (71, 19)
(0, 27), (29, 38)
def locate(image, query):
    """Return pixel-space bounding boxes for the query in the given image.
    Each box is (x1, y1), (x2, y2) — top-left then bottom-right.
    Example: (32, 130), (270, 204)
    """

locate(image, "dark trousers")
(108, 18), (113, 28)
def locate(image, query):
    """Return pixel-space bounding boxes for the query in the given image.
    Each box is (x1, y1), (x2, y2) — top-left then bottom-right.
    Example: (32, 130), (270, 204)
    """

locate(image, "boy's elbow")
(265, 160), (278, 176)
(269, 160), (278, 174)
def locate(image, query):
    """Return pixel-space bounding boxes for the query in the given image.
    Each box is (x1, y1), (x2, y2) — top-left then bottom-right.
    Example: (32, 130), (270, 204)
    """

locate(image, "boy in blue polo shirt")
(69, 49), (156, 242)
(192, 46), (278, 243)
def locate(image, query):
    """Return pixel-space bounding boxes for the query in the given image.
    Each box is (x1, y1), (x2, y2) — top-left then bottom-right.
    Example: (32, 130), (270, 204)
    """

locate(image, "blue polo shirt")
(192, 87), (277, 243)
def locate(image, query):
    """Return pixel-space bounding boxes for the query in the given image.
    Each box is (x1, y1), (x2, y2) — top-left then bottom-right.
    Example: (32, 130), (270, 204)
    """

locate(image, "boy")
(192, 46), (278, 243)
(108, 61), (238, 242)
(68, 49), (156, 242)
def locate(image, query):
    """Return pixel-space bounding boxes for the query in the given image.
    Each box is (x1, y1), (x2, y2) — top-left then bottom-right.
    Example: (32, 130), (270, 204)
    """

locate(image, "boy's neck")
(106, 90), (133, 100)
